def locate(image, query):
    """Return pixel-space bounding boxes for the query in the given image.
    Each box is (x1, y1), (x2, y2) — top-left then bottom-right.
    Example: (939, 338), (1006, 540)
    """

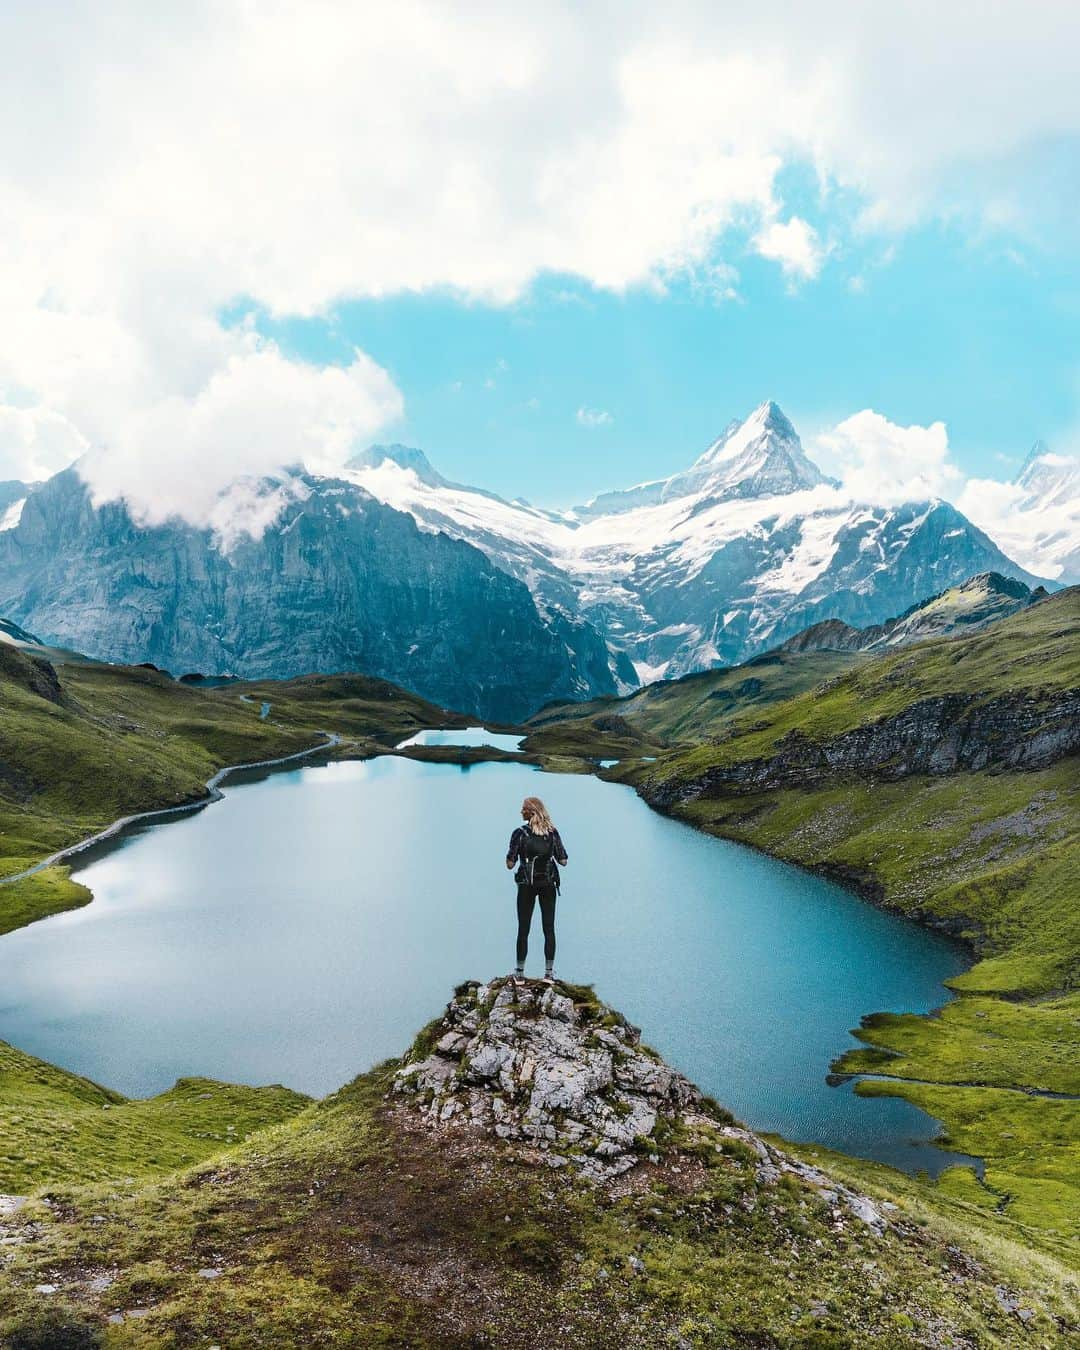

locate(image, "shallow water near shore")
(0, 750), (975, 1173)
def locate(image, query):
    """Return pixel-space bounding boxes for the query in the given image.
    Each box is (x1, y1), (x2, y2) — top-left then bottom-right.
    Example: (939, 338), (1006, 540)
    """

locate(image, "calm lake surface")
(0, 748), (972, 1173)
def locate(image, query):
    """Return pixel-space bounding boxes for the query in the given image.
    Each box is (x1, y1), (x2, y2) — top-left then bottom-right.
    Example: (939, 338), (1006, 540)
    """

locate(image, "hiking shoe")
(543, 969), (555, 983)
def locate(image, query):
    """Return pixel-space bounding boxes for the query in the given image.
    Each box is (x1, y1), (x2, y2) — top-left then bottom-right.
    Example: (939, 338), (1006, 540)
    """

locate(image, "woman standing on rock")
(506, 796), (568, 981)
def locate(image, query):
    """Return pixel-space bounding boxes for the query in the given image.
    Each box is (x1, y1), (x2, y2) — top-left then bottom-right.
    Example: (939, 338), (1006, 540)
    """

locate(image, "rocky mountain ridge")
(340, 401), (1050, 683)
(0, 401), (1063, 715)
(0, 467), (621, 721)
(780, 571), (1047, 654)
(653, 688), (1080, 805)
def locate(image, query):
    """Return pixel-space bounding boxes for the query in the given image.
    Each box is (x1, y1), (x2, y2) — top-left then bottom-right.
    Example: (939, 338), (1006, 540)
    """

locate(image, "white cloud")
(810, 411), (1080, 580)
(812, 409), (961, 504)
(958, 450), (1080, 580)
(577, 407), (614, 428)
(753, 217), (824, 280)
(0, 2), (1077, 527)
(0, 405), (88, 482)
(78, 337), (402, 536)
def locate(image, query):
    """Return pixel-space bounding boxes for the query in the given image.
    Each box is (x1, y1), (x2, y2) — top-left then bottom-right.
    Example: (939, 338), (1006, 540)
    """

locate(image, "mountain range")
(0, 400), (1070, 718)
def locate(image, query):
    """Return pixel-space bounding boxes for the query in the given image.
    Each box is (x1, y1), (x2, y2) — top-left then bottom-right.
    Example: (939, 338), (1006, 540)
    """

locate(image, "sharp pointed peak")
(753, 397), (789, 420)
(1015, 438), (1050, 480)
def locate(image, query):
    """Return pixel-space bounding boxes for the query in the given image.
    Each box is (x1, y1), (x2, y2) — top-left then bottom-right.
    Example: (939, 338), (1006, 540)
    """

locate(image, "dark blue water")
(0, 753), (971, 1172)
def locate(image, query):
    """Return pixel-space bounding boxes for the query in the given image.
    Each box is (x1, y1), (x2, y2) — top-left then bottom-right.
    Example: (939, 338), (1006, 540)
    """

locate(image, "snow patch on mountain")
(0, 498), (26, 532)
(342, 401), (1049, 682)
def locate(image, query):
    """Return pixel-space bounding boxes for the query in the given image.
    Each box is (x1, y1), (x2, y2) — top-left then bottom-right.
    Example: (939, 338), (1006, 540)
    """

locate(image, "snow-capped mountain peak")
(574, 399), (833, 518)
(674, 398), (834, 501)
(347, 443), (447, 488)
(334, 401), (1047, 688)
(1015, 440), (1080, 511)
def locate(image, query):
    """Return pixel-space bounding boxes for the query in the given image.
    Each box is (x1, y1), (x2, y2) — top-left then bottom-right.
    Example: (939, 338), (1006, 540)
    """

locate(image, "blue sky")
(260, 215), (1079, 506)
(0, 1), (1077, 529)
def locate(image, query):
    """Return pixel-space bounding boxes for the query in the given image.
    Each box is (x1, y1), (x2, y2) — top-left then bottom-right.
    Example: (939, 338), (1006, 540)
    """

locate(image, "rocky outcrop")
(652, 690), (1080, 804)
(394, 978), (692, 1181)
(392, 977), (888, 1233)
(0, 468), (619, 722)
(0, 643), (62, 705)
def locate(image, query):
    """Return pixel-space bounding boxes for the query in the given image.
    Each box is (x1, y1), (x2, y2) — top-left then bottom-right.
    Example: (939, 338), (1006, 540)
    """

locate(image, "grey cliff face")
(341, 404), (1052, 686)
(0, 469), (618, 722)
(0, 400), (1059, 708)
(649, 689), (1080, 807)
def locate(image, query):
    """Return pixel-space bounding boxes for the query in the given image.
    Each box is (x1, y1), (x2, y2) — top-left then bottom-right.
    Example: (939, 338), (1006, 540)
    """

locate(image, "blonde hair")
(522, 796), (555, 835)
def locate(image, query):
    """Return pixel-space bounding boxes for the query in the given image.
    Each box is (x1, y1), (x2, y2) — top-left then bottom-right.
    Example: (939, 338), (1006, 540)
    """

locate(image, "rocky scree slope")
(0, 466), (618, 722)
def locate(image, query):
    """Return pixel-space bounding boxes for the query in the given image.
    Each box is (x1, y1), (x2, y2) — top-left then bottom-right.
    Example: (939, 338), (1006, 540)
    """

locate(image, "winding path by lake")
(0, 740), (974, 1174)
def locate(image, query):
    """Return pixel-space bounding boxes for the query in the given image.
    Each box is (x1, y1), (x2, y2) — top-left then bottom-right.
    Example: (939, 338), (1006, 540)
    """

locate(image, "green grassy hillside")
(0, 652), (449, 935)
(1, 990), (1076, 1348)
(527, 648), (863, 751)
(592, 590), (1080, 1256)
(529, 587), (1076, 764)
(0, 1040), (308, 1195)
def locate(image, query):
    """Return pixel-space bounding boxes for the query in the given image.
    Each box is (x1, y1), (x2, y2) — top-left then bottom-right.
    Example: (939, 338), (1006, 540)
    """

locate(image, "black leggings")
(516, 884), (557, 965)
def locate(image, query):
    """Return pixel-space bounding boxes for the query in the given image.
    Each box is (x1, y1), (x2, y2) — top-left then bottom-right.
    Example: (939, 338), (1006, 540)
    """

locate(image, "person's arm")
(506, 827), (521, 870)
(553, 828), (568, 866)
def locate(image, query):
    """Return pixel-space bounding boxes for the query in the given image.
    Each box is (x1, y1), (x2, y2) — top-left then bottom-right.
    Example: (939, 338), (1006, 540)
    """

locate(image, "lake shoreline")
(0, 731), (346, 891)
(0, 731), (977, 1178)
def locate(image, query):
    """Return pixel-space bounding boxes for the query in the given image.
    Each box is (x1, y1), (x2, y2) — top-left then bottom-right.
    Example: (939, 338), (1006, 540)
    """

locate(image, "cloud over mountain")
(0, 2), (1076, 528)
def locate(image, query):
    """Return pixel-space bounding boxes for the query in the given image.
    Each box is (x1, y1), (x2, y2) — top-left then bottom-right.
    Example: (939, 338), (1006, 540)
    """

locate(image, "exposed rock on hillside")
(650, 690), (1080, 805)
(394, 978), (885, 1229)
(0, 643), (62, 705)
(1, 978), (1069, 1346)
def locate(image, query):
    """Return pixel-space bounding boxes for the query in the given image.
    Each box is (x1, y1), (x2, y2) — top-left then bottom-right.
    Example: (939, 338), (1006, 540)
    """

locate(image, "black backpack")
(521, 828), (559, 888)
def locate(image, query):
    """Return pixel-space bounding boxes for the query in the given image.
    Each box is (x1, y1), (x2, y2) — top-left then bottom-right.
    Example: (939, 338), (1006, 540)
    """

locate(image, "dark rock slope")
(659, 691), (1080, 804)
(782, 571), (1047, 655)
(0, 468), (618, 721)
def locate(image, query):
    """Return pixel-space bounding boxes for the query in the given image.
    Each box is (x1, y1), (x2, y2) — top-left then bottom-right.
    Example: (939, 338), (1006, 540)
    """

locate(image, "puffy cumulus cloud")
(753, 217), (823, 280)
(812, 410), (961, 504)
(79, 338), (402, 536)
(811, 413), (1080, 580)
(1, 1), (1077, 530)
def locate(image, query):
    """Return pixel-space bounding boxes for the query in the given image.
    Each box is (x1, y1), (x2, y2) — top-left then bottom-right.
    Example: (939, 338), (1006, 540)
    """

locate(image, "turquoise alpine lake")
(0, 749), (973, 1173)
